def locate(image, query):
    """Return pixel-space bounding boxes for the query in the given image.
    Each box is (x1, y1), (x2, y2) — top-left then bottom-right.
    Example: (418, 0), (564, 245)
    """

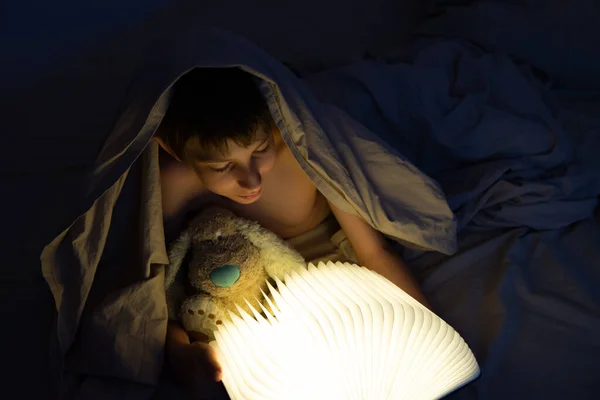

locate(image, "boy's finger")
(191, 342), (222, 381)
(206, 348), (222, 382)
(202, 356), (222, 382)
(213, 368), (223, 382)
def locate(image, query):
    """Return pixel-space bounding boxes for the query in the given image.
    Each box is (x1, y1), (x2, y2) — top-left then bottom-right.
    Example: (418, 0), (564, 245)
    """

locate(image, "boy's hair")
(156, 67), (273, 161)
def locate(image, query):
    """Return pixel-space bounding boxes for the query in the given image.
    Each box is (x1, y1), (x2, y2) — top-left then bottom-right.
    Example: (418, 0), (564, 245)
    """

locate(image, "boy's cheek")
(258, 153), (277, 174)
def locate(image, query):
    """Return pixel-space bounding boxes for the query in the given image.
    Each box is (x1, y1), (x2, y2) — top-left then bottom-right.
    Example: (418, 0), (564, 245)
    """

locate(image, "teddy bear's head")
(184, 207), (269, 299)
(164, 206), (307, 338)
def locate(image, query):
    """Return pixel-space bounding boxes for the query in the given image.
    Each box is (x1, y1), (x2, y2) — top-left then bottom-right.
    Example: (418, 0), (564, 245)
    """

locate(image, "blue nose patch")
(210, 265), (241, 287)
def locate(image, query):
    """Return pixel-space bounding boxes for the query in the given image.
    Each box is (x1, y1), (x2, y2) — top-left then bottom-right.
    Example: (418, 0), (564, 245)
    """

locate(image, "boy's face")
(190, 125), (277, 204)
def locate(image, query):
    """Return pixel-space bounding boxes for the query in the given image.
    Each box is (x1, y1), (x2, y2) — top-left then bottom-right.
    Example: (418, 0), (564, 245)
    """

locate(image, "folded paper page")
(211, 261), (479, 400)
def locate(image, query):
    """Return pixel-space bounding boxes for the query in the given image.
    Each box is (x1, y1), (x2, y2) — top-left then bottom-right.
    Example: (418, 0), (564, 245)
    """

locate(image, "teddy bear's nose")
(210, 264), (241, 287)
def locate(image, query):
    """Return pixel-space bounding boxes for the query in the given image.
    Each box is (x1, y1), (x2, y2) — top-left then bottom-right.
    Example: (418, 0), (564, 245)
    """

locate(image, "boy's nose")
(237, 165), (261, 190)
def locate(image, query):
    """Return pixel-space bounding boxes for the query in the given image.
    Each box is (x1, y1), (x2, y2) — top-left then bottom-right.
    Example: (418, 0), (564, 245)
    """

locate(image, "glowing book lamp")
(210, 261), (480, 400)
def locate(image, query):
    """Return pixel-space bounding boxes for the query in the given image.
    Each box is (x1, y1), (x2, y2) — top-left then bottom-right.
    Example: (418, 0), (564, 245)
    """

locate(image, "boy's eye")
(254, 142), (271, 154)
(210, 163), (231, 173)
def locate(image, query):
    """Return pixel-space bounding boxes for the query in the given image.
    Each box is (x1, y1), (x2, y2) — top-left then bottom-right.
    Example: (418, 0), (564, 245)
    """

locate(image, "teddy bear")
(164, 207), (307, 340)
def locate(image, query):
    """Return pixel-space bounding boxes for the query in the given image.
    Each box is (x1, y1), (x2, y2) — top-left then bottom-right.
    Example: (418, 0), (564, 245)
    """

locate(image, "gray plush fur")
(164, 206), (306, 338)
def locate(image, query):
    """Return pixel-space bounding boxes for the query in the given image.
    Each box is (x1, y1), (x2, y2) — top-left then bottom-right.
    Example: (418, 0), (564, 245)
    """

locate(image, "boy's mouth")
(239, 187), (262, 201)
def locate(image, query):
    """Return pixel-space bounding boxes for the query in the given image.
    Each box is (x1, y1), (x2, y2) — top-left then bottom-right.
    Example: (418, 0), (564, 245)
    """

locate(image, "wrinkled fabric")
(42, 143), (169, 391)
(37, 26), (600, 400)
(285, 214), (358, 265)
(40, 27), (455, 398)
(303, 38), (600, 399)
(305, 40), (600, 236)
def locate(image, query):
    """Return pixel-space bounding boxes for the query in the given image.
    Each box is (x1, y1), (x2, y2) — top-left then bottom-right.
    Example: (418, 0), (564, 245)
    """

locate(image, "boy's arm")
(328, 201), (430, 308)
(166, 322), (191, 348)
(165, 322), (223, 388)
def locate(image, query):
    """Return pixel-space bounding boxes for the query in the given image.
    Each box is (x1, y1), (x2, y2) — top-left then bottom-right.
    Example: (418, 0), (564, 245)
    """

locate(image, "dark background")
(1, 1), (599, 399)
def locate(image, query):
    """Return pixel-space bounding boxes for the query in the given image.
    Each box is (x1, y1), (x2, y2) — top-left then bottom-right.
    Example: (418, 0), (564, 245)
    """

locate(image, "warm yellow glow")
(210, 261), (479, 400)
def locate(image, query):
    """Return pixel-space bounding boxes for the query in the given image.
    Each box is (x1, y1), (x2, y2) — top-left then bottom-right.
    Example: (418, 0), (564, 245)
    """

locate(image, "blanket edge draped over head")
(40, 27), (456, 387)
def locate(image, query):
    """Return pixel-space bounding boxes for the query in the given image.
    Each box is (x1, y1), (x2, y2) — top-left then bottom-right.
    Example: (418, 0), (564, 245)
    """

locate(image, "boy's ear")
(154, 137), (182, 161)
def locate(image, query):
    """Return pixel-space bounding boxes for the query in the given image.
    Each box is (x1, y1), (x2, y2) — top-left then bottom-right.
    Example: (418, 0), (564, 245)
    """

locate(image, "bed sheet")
(416, 206), (600, 399)
(304, 40), (600, 398)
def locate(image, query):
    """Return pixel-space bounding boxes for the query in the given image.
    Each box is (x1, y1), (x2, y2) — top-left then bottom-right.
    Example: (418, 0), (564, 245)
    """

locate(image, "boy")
(156, 68), (428, 397)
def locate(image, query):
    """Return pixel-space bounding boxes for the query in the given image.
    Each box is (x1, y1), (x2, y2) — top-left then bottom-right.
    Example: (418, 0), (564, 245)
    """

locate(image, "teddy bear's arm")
(180, 294), (227, 341)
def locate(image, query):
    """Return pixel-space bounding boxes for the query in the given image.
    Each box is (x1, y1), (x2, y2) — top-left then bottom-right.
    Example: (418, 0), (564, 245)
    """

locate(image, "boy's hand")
(168, 340), (228, 399)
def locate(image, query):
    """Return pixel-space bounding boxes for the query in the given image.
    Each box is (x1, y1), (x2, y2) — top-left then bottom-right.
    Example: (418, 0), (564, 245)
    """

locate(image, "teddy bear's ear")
(165, 228), (192, 290)
(233, 218), (307, 280)
(189, 206), (235, 228)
